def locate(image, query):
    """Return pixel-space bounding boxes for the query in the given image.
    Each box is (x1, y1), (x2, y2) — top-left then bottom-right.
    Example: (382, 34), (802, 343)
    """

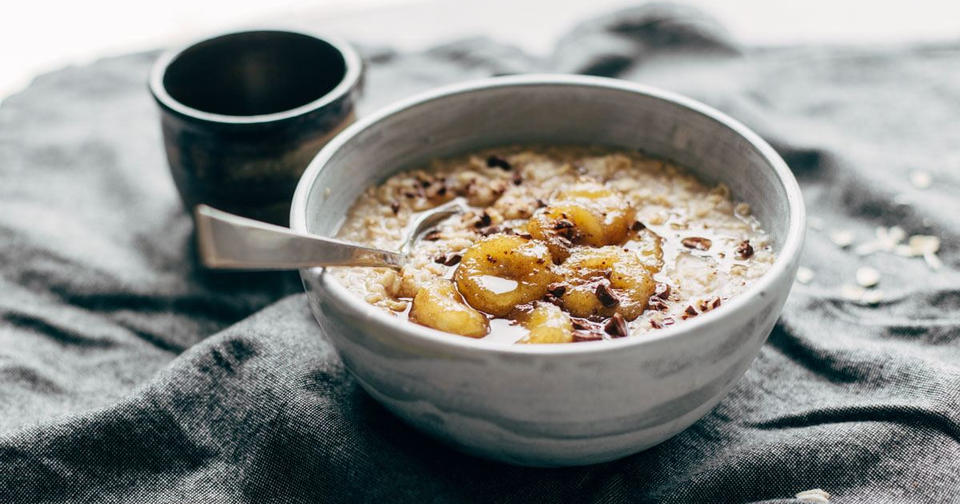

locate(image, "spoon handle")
(195, 205), (403, 270)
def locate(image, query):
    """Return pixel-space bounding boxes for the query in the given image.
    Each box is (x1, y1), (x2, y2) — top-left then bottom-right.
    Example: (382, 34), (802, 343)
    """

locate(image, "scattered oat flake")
(855, 266), (880, 288)
(861, 289), (885, 305)
(924, 252), (943, 270)
(841, 284), (864, 301)
(796, 488), (831, 503)
(796, 267), (815, 284)
(909, 235), (940, 255)
(910, 170), (932, 189)
(841, 284), (884, 305)
(894, 244), (914, 257)
(829, 229), (855, 248)
(856, 226), (906, 256)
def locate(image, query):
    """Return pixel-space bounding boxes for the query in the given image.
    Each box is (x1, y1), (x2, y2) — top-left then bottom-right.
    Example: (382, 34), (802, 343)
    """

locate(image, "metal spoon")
(195, 198), (468, 270)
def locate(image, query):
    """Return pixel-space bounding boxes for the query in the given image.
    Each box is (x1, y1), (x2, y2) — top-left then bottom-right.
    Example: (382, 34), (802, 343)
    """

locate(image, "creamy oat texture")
(333, 145), (774, 344)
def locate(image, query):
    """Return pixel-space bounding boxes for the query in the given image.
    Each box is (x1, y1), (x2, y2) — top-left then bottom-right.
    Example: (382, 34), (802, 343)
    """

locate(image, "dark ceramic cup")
(149, 30), (362, 225)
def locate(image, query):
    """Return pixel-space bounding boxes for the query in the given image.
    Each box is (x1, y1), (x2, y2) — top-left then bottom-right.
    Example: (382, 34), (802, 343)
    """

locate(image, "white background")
(2, 0), (960, 101)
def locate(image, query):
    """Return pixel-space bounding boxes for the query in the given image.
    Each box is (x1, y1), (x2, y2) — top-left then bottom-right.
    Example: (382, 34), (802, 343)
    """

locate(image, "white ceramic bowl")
(290, 75), (804, 467)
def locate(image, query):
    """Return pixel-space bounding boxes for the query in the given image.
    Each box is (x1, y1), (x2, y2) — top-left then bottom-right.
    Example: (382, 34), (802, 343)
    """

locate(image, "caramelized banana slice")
(410, 280), (488, 338)
(556, 246), (658, 321)
(520, 302), (573, 344)
(528, 183), (634, 261)
(454, 235), (556, 316)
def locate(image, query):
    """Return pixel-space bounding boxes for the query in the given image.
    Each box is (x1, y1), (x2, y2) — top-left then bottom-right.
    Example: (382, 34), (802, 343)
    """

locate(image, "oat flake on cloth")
(1, 4), (958, 503)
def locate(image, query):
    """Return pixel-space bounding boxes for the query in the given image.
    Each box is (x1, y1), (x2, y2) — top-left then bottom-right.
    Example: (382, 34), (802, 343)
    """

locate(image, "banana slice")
(556, 245), (658, 321)
(528, 183), (634, 261)
(454, 234), (556, 316)
(410, 279), (489, 338)
(520, 302), (574, 344)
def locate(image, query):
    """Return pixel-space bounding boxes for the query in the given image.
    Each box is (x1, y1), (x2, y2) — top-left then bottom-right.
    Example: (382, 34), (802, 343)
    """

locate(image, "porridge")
(333, 145), (774, 344)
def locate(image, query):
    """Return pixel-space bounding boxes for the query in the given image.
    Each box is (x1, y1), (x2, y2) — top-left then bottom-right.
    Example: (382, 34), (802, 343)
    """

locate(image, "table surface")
(3, 0), (960, 102)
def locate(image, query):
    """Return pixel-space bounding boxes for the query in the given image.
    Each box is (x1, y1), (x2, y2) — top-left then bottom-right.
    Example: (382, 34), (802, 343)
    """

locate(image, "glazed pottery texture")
(290, 75), (805, 466)
(150, 30), (362, 225)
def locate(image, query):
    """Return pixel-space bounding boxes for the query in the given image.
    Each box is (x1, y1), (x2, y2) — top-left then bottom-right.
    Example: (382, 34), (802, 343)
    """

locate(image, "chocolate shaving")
(684, 305), (698, 316)
(543, 292), (564, 306)
(572, 331), (603, 342)
(736, 240), (754, 259)
(547, 283), (567, 298)
(474, 211), (492, 228)
(653, 282), (671, 299)
(433, 253), (461, 266)
(512, 303), (535, 315)
(423, 230), (442, 241)
(553, 219), (579, 241)
(595, 282), (620, 308)
(535, 198), (547, 208)
(604, 312), (628, 338)
(512, 172), (523, 185)
(631, 221), (646, 231)
(682, 237), (712, 251)
(390, 201), (400, 214)
(647, 297), (669, 311)
(478, 225), (501, 236)
(571, 318), (592, 331)
(486, 155), (512, 170)
(516, 233), (533, 240)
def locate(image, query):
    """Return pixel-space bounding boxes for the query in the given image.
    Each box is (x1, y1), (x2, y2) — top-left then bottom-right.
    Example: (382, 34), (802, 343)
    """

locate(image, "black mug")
(149, 30), (362, 225)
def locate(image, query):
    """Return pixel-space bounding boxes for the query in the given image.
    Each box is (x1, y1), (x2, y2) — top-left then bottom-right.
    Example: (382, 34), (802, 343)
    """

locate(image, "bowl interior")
(298, 78), (795, 258)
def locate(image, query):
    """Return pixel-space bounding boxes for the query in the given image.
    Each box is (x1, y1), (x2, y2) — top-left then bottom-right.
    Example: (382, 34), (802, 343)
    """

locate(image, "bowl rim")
(148, 28), (362, 125)
(290, 74), (805, 356)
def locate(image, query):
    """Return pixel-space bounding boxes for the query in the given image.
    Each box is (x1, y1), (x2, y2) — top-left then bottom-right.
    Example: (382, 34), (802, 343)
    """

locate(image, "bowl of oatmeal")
(290, 75), (804, 466)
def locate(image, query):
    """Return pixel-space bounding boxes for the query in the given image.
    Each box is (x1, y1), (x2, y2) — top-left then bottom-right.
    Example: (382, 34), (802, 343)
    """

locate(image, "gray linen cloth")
(0, 4), (957, 503)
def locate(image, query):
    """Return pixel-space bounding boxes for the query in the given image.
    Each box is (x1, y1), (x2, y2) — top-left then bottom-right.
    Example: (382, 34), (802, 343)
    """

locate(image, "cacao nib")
(595, 282), (620, 308)
(681, 237), (713, 251)
(486, 155), (512, 170)
(736, 240), (754, 259)
(572, 331), (603, 342)
(648, 297), (669, 311)
(604, 312), (628, 338)
(434, 254), (461, 266)
(653, 282), (671, 299)
(547, 283), (567, 298)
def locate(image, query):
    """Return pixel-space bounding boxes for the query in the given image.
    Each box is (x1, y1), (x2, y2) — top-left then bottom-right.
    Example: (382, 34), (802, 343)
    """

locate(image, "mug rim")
(291, 74), (806, 356)
(148, 28), (362, 125)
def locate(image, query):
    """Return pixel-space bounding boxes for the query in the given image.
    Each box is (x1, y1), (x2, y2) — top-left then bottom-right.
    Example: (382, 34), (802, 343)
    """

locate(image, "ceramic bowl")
(289, 75), (805, 467)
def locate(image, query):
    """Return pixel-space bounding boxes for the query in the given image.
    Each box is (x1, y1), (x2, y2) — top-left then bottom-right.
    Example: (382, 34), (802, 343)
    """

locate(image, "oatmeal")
(333, 145), (774, 344)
